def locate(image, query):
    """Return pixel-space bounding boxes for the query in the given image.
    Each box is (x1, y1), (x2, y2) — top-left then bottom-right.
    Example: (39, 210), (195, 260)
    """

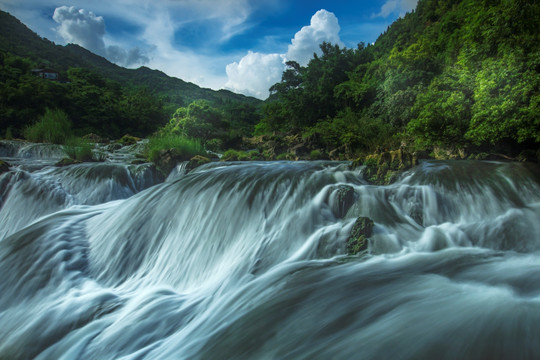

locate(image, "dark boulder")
(0, 159), (10, 174)
(327, 185), (356, 219)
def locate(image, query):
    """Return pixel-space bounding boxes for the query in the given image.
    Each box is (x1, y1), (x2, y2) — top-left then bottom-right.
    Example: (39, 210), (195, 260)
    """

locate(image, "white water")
(1, 142), (540, 359)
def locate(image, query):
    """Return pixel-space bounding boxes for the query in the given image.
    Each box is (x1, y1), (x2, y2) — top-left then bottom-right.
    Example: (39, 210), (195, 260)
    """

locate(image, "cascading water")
(1, 142), (540, 360)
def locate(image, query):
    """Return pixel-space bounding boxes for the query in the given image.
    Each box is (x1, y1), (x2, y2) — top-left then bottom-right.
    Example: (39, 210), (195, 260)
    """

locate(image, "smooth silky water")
(1, 140), (539, 359)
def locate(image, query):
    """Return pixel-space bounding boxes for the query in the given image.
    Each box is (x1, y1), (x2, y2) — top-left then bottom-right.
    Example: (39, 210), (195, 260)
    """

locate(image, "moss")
(55, 157), (82, 167)
(119, 134), (141, 146)
(346, 217), (374, 255)
(237, 152), (250, 161)
(221, 149), (239, 161)
(352, 149), (417, 185)
(187, 155), (211, 172)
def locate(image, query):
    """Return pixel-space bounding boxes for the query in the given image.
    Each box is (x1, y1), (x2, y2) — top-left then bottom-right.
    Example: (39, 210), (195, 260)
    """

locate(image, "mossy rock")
(55, 157), (82, 167)
(82, 133), (108, 143)
(118, 134), (141, 146)
(187, 155), (211, 172)
(353, 149), (417, 185)
(0, 159), (11, 174)
(346, 216), (374, 255)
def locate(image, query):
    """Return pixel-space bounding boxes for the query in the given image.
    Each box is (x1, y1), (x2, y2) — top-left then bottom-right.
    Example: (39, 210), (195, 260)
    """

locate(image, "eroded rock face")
(327, 185), (356, 219)
(353, 149), (418, 185)
(346, 216), (374, 255)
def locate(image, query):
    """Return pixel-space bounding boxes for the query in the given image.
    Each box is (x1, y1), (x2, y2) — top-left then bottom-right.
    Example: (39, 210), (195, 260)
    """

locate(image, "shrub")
(64, 137), (94, 162)
(221, 149), (240, 161)
(237, 151), (250, 161)
(119, 134), (141, 146)
(310, 150), (322, 160)
(248, 150), (262, 160)
(145, 134), (205, 163)
(276, 153), (295, 160)
(4, 127), (13, 140)
(24, 108), (72, 144)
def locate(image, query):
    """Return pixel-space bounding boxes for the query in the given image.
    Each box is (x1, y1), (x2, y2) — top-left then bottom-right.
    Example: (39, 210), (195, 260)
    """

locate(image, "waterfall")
(1, 142), (539, 359)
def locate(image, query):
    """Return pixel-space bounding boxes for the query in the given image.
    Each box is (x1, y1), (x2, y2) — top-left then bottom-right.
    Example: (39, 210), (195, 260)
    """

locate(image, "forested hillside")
(259, 0), (539, 158)
(0, 10), (261, 139)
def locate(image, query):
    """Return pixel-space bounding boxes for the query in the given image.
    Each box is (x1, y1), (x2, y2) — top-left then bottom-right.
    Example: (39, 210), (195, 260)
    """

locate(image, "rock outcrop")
(352, 149), (418, 185)
(346, 216), (374, 255)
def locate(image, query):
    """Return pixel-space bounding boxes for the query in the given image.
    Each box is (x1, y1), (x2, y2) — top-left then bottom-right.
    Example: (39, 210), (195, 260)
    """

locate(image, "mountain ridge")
(0, 9), (260, 106)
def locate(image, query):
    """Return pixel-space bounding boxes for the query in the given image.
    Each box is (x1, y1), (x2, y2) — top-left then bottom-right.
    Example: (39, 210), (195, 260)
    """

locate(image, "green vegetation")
(0, 9), (261, 142)
(24, 108), (72, 144)
(145, 134), (205, 164)
(259, 0), (539, 159)
(2, 1), (538, 164)
(63, 137), (94, 162)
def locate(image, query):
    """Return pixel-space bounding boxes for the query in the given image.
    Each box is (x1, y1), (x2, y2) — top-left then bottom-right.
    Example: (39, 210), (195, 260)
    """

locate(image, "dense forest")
(0, 9), (261, 140)
(1, 0), (539, 160)
(258, 0), (539, 159)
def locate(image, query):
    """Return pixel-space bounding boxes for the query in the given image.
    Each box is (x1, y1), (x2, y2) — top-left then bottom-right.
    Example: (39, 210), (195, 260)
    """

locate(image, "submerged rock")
(346, 216), (374, 255)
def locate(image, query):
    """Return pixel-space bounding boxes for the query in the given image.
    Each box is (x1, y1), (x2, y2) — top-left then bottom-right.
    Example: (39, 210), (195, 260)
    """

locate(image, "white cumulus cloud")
(224, 51), (285, 99)
(373, 0), (418, 18)
(53, 6), (148, 67)
(225, 9), (343, 99)
(286, 9), (343, 66)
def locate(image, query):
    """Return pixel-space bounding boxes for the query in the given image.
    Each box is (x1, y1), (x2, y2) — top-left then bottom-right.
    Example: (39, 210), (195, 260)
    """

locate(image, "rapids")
(1, 140), (540, 359)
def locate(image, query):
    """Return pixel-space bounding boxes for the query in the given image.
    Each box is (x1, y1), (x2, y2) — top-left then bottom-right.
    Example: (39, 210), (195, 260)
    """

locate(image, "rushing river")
(1, 140), (540, 360)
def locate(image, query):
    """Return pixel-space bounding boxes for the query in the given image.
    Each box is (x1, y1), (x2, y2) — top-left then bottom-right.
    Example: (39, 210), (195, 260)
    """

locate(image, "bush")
(24, 108), (72, 144)
(221, 149), (239, 161)
(64, 137), (94, 162)
(310, 150), (322, 160)
(145, 134), (205, 163)
(119, 134), (141, 146)
(276, 153), (295, 160)
(4, 127), (13, 140)
(248, 150), (262, 160)
(237, 151), (250, 161)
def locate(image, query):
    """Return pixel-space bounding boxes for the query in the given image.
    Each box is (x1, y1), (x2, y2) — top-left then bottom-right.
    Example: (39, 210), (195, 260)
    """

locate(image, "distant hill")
(0, 10), (260, 107)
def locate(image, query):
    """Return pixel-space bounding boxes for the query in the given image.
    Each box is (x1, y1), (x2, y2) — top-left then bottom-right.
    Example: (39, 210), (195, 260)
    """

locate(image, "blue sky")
(0, 0), (418, 99)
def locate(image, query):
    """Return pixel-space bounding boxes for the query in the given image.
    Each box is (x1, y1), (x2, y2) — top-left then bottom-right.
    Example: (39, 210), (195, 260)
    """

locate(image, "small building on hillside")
(31, 68), (60, 81)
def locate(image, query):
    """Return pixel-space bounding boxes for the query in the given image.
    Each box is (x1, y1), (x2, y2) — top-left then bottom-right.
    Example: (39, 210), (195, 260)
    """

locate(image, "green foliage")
(0, 10), (261, 140)
(310, 150), (323, 160)
(63, 137), (94, 162)
(145, 134), (205, 164)
(24, 108), (72, 144)
(221, 149), (240, 161)
(258, 0), (539, 157)
(4, 127), (13, 140)
(276, 153), (295, 161)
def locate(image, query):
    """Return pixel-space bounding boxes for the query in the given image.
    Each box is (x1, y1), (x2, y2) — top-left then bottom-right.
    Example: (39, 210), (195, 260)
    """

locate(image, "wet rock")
(0, 159), (11, 174)
(186, 155), (211, 172)
(82, 133), (108, 143)
(55, 157), (82, 167)
(346, 216), (374, 255)
(328, 185), (356, 219)
(118, 134), (141, 146)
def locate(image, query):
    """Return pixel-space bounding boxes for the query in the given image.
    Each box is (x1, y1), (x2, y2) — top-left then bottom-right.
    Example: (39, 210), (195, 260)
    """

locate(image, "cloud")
(224, 51), (285, 99)
(53, 6), (148, 67)
(286, 9), (343, 66)
(225, 9), (343, 99)
(373, 0), (418, 18)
